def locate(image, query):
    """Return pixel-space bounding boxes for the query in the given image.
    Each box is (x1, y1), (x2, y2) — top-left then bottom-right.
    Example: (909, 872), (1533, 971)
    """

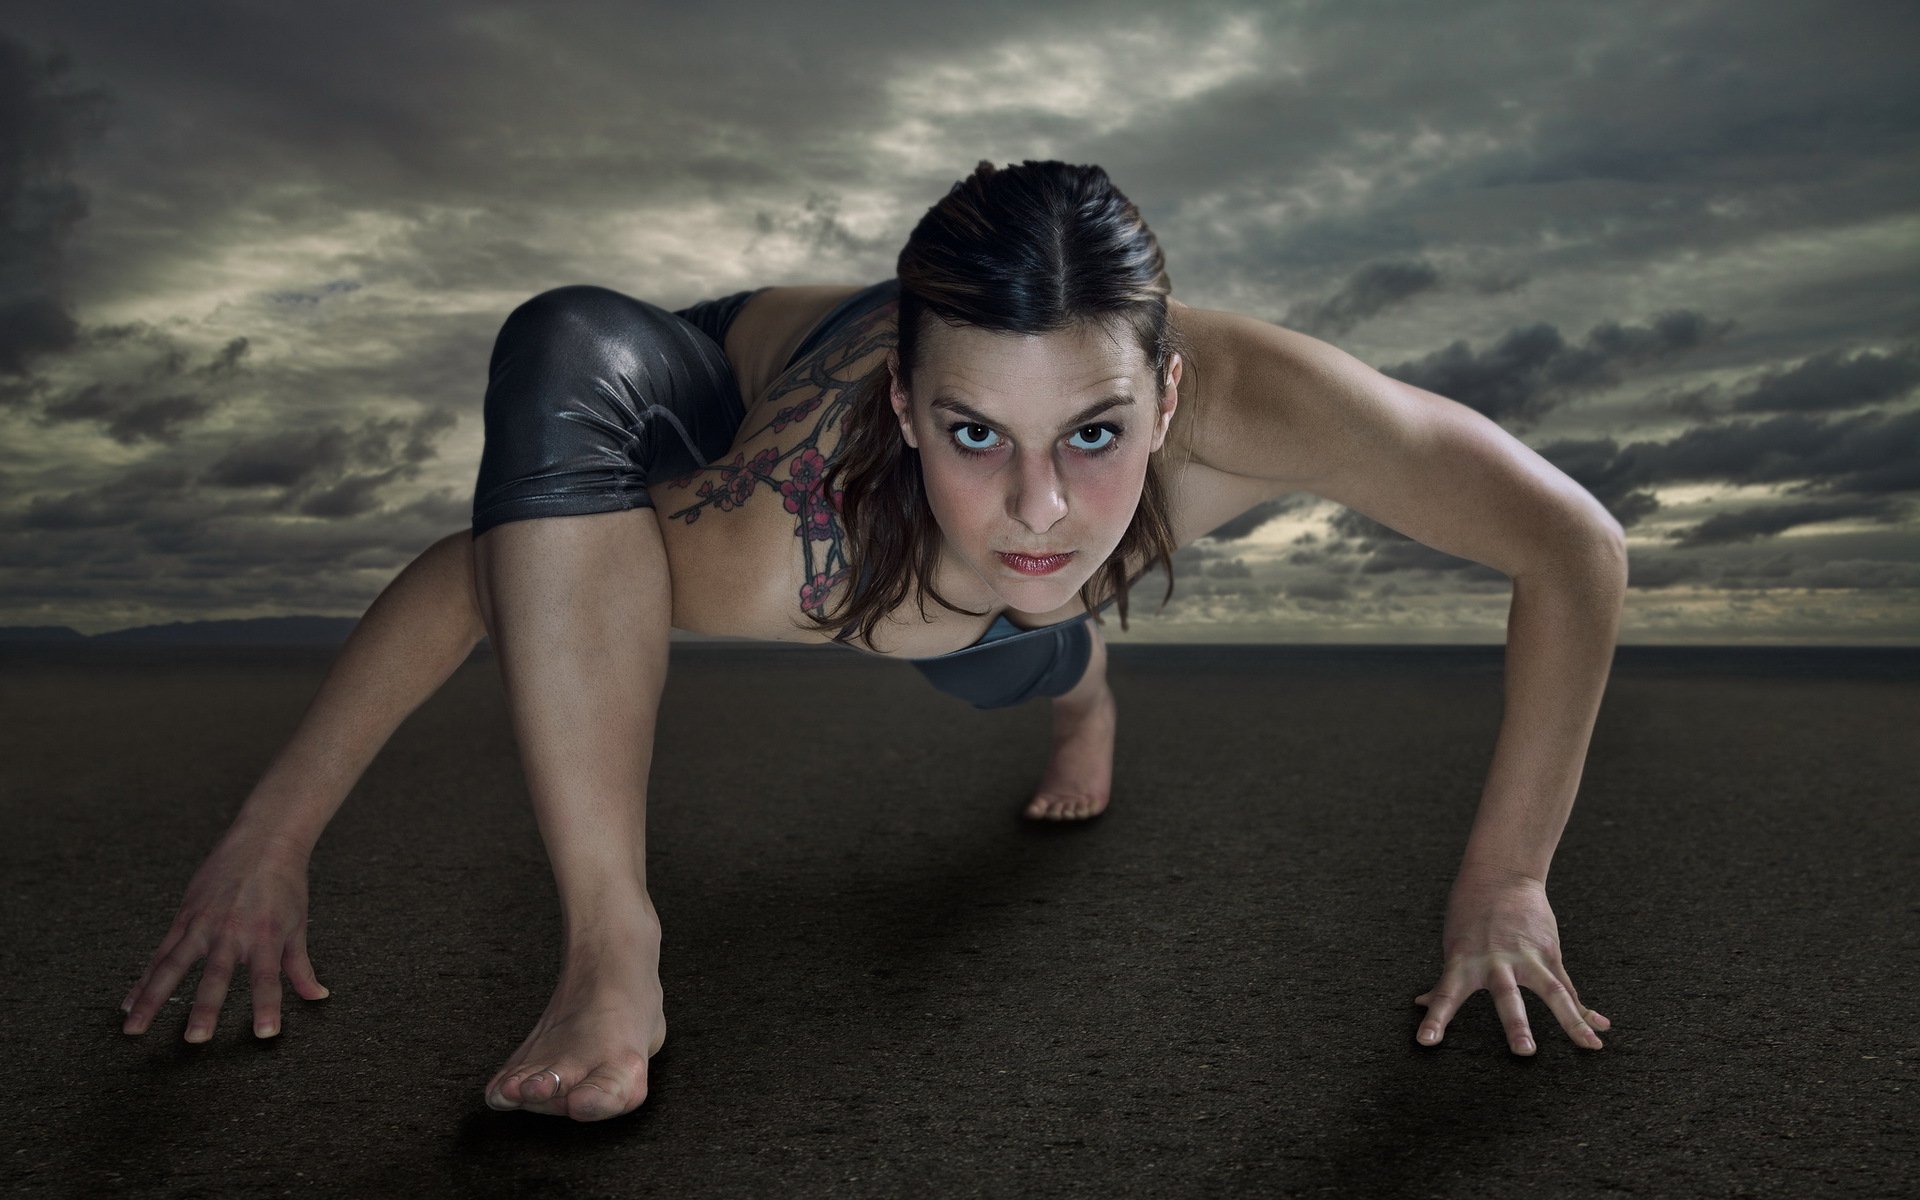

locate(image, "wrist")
(1455, 858), (1546, 888)
(226, 795), (318, 864)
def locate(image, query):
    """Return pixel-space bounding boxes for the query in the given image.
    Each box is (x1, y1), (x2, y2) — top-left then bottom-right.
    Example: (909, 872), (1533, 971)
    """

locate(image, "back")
(650, 279), (996, 658)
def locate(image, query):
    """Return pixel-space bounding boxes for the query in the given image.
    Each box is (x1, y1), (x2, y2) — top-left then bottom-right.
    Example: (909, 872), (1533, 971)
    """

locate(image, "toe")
(486, 1074), (521, 1110)
(520, 1068), (557, 1105)
(567, 1065), (641, 1122)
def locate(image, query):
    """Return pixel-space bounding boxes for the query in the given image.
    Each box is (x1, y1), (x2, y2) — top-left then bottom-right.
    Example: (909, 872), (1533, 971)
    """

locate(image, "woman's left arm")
(1189, 309), (1628, 1055)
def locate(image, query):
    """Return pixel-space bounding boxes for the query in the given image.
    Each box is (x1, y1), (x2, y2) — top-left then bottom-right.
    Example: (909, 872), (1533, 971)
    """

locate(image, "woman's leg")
(464, 282), (750, 1120)
(470, 507), (671, 1121)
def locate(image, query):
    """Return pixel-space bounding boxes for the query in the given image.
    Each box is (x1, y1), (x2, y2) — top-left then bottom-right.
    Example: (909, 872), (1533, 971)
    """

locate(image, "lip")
(997, 550), (1075, 576)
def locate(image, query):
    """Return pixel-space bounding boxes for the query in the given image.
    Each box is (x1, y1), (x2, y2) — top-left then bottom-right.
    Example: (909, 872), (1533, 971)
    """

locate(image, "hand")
(1412, 866), (1612, 1055)
(120, 827), (330, 1043)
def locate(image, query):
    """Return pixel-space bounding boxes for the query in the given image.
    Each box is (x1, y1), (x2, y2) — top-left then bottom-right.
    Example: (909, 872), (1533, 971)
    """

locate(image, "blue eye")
(951, 423), (1000, 452)
(1068, 424), (1118, 453)
(946, 421), (1124, 458)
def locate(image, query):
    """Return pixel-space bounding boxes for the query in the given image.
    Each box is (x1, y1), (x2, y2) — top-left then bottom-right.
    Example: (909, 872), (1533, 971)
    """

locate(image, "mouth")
(997, 550), (1076, 576)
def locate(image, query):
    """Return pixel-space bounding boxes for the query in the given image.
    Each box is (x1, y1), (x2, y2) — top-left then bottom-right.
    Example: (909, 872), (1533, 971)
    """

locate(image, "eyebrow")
(929, 392), (1136, 430)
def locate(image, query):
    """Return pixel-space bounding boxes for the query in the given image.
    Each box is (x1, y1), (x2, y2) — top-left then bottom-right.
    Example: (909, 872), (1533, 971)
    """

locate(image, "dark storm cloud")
(1200, 556), (1252, 579)
(1285, 577), (1352, 602)
(1, 39), (258, 453)
(300, 465), (417, 520)
(205, 409), (459, 492)
(1658, 343), (1920, 419)
(1274, 262), (1532, 327)
(204, 429), (355, 489)
(0, 37), (110, 370)
(40, 385), (214, 444)
(1628, 407), (1920, 497)
(1668, 495), (1907, 547)
(1731, 344), (1920, 414)
(1514, 407), (1920, 538)
(1628, 533), (1920, 591)
(10, 400), (462, 549)
(0, 35), (111, 375)
(18, 457), (203, 533)
(1377, 310), (1732, 428)
(1281, 259), (1440, 338)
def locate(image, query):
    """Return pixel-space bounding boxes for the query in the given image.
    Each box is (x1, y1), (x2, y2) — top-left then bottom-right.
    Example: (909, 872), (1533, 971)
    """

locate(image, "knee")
(512, 283), (632, 326)
(482, 286), (660, 424)
(492, 285), (657, 365)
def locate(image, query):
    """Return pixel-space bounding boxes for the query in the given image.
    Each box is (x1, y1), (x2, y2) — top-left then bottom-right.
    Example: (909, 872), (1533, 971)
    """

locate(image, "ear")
(887, 349), (919, 449)
(1151, 352), (1182, 452)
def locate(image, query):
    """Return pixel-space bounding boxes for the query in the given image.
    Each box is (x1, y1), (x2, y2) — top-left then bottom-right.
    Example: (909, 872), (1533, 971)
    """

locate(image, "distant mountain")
(0, 616), (361, 645)
(0, 625), (88, 642)
(0, 616), (737, 646)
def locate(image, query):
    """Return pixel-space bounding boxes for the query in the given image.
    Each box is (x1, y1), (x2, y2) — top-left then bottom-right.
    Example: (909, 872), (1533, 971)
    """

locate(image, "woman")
(117, 159), (1621, 1122)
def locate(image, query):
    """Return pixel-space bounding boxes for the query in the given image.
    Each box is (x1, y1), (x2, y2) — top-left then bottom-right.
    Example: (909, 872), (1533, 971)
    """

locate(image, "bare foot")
(483, 911), (667, 1121)
(1024, 684), (1116, 821)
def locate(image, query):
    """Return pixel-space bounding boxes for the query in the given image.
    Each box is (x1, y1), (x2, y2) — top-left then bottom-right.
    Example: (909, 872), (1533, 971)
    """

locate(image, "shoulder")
(1166, 298), (1363, 488)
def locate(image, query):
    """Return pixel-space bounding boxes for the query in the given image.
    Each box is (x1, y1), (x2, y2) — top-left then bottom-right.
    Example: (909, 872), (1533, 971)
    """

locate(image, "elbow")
(1599, 519), (1628, 582)
(1519, 517), (1628, 590)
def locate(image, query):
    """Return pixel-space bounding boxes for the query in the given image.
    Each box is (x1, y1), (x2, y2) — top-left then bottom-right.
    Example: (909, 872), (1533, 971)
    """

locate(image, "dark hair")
(798, 159), (1193, 650)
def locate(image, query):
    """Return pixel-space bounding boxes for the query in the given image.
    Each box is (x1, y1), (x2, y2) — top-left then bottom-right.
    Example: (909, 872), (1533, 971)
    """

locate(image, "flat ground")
(2, 642), (1914, 1199)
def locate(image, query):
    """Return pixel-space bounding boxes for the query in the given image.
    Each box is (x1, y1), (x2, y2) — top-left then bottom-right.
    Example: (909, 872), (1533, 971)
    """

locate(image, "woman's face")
(886, 315), (1180, 616)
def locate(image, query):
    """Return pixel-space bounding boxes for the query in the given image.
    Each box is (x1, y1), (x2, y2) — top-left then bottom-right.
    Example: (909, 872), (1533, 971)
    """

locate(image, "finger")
(1539, 952), (1611, 1031)
(1529, 958), (1604, 1050)
(122, 915), (192, 1015)
(185, 942), (240, 1044)
(1415, 963), (1475, 1046)
(283, 924), (331, 1002)
(123, 928), (206, 1035)
(251, 959), (284, 1039)
(1488, 963), (1535, 1054)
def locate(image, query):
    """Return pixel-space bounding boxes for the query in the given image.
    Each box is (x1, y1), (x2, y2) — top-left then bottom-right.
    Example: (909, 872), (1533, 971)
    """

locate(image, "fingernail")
(1419, 1028), (1438, 1044)
(255, 1021), (278, 1037)
(316, 986), (331, 999)
(1519, 1039), (1535, 1052)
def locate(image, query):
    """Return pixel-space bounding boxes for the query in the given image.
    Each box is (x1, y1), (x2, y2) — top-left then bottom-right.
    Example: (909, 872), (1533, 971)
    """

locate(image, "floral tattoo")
(653, 300), (897, 624)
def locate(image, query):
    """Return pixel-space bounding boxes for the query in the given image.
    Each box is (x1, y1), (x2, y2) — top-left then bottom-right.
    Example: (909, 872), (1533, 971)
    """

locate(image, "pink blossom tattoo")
(653, 299), (896, 623)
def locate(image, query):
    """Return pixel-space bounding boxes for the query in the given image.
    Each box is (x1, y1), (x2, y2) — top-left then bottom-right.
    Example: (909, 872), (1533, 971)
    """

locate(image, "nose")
(1006, 446), (1069, 534)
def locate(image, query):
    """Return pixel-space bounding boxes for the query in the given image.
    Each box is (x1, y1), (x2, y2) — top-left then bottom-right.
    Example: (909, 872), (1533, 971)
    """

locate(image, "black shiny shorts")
(470, 284), (768, 538)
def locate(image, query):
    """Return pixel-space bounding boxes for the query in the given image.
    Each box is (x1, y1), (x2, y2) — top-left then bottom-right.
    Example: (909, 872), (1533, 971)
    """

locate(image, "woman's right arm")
(121, 529), (487, 1041)
(227, 528), (488, 857)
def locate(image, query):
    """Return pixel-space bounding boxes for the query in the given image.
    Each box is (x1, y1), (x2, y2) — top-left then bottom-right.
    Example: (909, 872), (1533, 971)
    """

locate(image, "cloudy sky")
(2, 0), (1915, 644)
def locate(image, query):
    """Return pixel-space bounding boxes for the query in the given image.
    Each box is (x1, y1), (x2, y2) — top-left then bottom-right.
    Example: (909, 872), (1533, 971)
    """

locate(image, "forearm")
(1457, 548), (1627, 885)
(229, 530), (488, 857)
